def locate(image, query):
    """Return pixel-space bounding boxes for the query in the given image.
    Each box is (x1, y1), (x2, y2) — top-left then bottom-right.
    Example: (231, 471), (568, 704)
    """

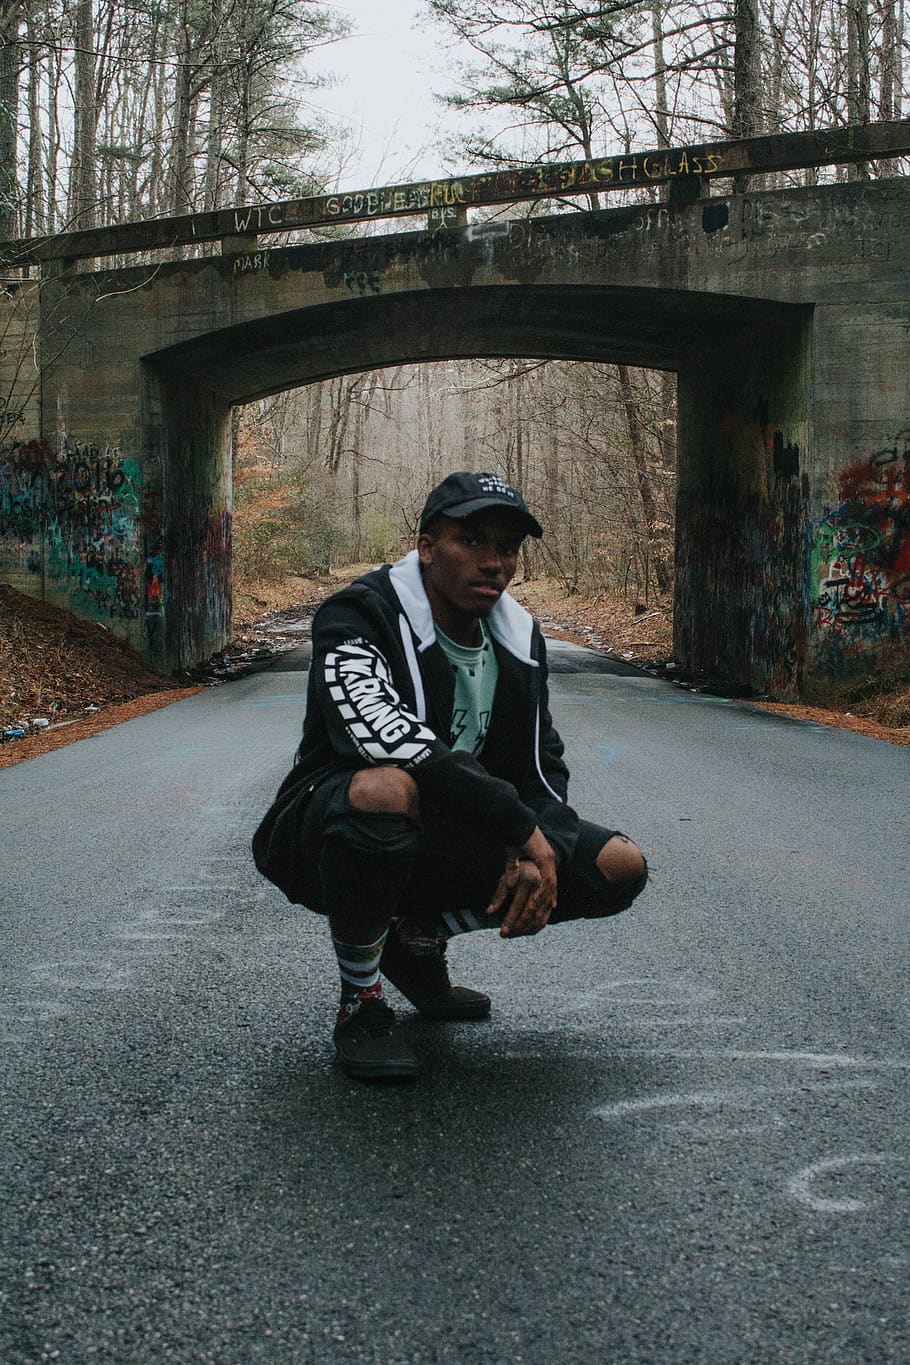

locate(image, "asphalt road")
(1, 640), (908, 1364)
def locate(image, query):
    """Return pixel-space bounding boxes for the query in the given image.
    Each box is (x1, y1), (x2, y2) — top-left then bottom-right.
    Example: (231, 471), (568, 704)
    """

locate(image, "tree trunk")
(234, 68), (253, 202)
(148, 6), (173, 216)
(511, 366), (533, 578)
(878, 0), (900, 174)
(659, 371), (677, 474)
(651, 2), (670, 149)
(350, 406), (363, 562)
(306, 382), (324, 467)
(419, 365), (443, 484)
(846, 0), (870, 180)
(129, 5), (163, 216)
(204, 64), (226, 210)
(169, 5), (196, 214)
(349, 372), (379, 561)
(45, 34), (61, 232)
(732, 0), (762, 192)
(68, 0), (98, 229)
(0, 1), (20, 239)
(24, 9), (43, 236)
(230, 406), (241, 477)
(326, 376), (354, 474)
(544, 424), (559, 545)
(617, 364), (672, 596)
(806, 0), (820, 142)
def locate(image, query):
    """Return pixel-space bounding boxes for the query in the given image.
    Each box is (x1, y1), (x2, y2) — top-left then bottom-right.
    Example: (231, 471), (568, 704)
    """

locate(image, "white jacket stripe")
(534, 706), (563, 801)
(399, 612), (427, 722)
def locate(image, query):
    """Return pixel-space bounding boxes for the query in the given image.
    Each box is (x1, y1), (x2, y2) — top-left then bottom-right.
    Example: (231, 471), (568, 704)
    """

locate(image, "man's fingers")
(501, 900), (552, 937)
(499, 860), (555, 937)
(485, 873), (511, 916)
(487, 852), (522, 916)
(491, 838), (559, 936)
(503, 881), (534, 925)
(499, 883), (534, 935)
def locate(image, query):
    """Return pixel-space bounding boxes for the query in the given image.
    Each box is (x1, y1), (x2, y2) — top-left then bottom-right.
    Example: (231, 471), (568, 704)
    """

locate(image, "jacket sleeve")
(310, 599), (539, 849)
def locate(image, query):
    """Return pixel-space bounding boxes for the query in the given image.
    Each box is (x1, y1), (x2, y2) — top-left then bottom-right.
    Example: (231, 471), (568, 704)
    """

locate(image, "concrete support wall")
(674, 310), (813, 695)
(150, 367), (232, 670)
(0, 278), (235, 673)
(802, 305), (910, 695)
(0, 276), (150, 648)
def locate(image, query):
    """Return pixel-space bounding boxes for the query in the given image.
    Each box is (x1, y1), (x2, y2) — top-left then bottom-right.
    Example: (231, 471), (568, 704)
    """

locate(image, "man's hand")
(485, 826), (558, 937)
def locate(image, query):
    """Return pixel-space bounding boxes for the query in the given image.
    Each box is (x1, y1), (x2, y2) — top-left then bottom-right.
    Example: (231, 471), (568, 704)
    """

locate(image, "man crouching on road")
(252, 471), (648, 1080)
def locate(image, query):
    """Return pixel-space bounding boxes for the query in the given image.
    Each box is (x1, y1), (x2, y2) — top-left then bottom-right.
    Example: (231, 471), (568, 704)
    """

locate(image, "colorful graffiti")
(813, 430), (910, 665)
(0, 437), (156, 626)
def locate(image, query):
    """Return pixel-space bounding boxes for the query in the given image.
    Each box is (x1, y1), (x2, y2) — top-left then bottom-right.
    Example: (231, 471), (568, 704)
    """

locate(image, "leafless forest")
(234, 360), (677, 605)
(1, 0), (906, 602)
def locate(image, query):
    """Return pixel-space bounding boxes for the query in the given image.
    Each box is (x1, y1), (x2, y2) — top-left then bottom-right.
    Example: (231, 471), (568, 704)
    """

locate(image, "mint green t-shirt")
(434, 621), (499, 754)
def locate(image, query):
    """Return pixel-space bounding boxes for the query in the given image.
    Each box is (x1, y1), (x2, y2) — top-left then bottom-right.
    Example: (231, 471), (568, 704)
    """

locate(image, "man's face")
(417, 511), (525, 639)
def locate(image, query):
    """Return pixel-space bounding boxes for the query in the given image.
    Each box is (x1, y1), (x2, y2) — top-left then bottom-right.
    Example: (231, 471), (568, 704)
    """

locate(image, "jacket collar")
(388, 550), (537, 665)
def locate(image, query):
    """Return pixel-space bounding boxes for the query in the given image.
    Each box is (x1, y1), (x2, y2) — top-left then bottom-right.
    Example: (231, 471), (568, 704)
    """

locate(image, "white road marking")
(593, 1078), (876, 1121)
(787, 1154), (901, 1213)
(28, 960), (135, 991)
(631, 1017), (750, 1027)
(0, 999), (71, 1023)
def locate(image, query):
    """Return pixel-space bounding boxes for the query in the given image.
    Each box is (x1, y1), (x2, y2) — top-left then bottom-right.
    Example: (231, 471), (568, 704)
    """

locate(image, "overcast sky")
(311, 0), (465, 188)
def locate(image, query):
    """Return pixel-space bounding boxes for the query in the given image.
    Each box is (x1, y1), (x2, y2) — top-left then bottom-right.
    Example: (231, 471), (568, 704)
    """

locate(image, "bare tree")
(0, 0), (21, 238)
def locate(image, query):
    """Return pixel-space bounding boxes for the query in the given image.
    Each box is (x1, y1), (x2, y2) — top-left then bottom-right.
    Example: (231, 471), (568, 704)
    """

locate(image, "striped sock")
(332, 930), (388, 1019)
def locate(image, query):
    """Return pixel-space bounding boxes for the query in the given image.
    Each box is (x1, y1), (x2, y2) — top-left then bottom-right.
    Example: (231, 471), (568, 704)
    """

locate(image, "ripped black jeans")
(254, 767), (648, 931)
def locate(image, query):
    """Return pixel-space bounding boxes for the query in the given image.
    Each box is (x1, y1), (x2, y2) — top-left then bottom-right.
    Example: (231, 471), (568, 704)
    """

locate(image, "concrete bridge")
(1, 125), (909, 699)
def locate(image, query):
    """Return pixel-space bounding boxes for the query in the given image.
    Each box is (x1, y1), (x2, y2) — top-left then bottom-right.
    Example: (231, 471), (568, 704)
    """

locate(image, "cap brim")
(434, 496), (543, 538)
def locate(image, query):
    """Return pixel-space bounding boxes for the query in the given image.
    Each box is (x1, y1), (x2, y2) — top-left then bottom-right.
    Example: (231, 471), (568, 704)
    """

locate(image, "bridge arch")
(3, 181), (909, 698)
(147, 280), (812, 691)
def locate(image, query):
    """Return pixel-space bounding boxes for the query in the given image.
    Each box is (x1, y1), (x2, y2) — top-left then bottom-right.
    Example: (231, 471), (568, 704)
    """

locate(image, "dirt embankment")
(0, 585), (202, 768)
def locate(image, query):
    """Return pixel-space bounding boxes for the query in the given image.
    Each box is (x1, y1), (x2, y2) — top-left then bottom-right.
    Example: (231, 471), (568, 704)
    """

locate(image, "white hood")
(388, 550), (538, 665)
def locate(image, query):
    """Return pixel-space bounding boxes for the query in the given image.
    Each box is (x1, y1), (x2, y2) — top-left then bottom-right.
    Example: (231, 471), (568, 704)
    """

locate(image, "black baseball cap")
(419, 471), (543, 538)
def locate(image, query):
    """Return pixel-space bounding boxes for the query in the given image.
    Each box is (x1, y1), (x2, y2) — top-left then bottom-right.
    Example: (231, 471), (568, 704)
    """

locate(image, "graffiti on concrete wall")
(0, 437), (51, 540)
(674, 427), (808, 697)
(812, 430), (910, 665)
(0, 396), (27, 434)
(741, 189), (907, 263)
(0, 437), (151, 624)
(144, 532), (165, 652)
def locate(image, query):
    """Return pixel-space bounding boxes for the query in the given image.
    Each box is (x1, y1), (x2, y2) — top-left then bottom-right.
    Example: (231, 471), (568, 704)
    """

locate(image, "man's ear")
(417, 531), (434, 566)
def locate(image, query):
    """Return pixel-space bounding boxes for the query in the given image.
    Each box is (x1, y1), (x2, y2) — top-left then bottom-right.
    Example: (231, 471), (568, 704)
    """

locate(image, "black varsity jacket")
(252, 550), (579, 899)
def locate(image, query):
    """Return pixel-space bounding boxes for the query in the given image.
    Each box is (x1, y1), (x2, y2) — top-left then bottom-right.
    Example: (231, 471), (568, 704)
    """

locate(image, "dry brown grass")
(231, 564), (381, 637)
(511, 576), (674, 668)
(870, 687), (910, 728)
(0, 584), (175, 731)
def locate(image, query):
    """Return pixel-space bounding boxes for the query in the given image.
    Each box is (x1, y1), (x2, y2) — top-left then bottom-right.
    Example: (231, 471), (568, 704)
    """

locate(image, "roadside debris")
(179, 604), (317, 684)
(2, 716), (59, 742)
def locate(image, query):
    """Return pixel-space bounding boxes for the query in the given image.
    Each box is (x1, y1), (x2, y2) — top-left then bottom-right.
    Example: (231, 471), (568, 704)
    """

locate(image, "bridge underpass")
(149, 280), (811, 692)
(1, 163), (909, 700)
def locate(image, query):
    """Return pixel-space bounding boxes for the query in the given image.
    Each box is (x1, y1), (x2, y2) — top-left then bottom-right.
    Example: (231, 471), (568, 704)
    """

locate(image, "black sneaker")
(333, 999), (418, 1081)
(381, 922), (491, 1021)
